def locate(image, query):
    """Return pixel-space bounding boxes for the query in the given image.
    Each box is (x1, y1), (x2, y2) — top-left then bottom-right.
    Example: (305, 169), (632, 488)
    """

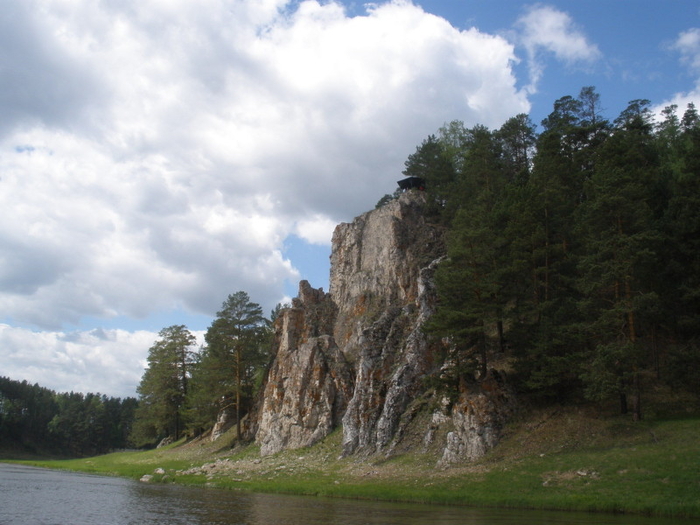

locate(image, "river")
(0, 463), (683, 525)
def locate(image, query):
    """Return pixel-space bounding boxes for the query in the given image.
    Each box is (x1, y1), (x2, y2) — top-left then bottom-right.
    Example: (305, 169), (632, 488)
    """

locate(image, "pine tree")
(576, 100), (662, 420)
(403, 134), (457, 222)
(495, 113), (537, 184)
(509, 88), (610, 399)
(188, 292), (268, 440)
(427, 126), (512, 386)
(662, 103), (700, 338)
(131, 325), (196, 446)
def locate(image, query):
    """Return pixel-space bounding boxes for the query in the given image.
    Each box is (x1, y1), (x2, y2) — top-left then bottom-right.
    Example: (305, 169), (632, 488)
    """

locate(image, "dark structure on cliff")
(397, 176), (425, 191)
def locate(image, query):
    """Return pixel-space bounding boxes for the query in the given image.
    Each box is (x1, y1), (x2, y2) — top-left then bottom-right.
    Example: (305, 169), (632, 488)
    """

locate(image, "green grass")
(8, 411), (700, 519)
(23, 445), (194, 480)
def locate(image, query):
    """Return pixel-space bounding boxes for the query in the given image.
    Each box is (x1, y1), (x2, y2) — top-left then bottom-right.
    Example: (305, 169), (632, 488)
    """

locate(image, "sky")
(1, 0), (699, 398)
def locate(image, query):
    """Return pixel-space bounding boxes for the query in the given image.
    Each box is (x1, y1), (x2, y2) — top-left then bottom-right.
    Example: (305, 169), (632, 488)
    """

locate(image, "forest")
(2, 87), (699, 455)
(413, 87), (700, 421)
(0, 376), (136, 456)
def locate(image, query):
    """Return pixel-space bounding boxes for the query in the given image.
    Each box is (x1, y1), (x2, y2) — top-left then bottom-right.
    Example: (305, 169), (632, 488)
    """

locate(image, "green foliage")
(129, 292), (271, 444)
(131, 325), (197, 447)
(419, 87), (700, 409)
(660, 104), (700, 338)
(0, 376), (136, 457)
(375, 189), (401, 209)
(270, 301), (291, 323)
(187, 291), (269, 440)
(495, 113), (537, 184)
(402, 134), (457, 221)
(662, 342), (700, 394)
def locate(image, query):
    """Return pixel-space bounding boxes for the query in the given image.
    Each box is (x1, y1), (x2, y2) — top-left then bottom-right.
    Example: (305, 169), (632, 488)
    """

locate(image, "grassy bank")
(11, 405), (700, 519)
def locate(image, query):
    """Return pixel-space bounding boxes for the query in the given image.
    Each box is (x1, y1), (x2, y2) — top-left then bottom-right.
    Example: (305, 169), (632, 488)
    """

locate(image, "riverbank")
(11, 403), (700, 519)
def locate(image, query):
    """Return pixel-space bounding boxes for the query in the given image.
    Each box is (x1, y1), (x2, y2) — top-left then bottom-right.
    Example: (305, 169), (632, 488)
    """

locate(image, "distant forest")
(3, 87), (699, 456)
(0, 376), (136, 457)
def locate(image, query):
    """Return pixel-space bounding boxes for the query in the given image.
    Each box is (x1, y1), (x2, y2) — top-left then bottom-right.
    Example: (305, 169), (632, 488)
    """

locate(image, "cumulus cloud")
(0, 2), (106, 136)
(294, 215), (339, 245)
(515, 4), (601, 93)
(673, 28), (700, 71)
(654, 27), (700, 117)
(0, 324), (199, 398)
(1, 0), (529, 331)
(0, 0), (535, 395)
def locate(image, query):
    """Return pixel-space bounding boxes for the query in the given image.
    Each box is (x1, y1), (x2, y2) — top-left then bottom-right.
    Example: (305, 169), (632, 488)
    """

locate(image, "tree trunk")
(631, 369), (642, 421)
(618, 367), (628, 414)
(619, 391), (628, 415)
(236, 346), (242, 441)
(497, 319), (505, 353)
(624, 278), (642, 421)
(478, 321), (488, 380)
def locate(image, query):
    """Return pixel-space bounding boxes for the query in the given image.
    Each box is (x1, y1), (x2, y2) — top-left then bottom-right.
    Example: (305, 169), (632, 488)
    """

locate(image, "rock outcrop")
(433, 370), (516, 466)
(256, 281), (353, 456)
(330, 192), (444, 363)
(255, 190), (515, 462)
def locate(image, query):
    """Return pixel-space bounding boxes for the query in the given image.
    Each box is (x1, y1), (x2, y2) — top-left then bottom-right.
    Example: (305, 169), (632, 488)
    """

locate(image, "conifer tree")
(510, 88), (609, 398)
(428, 125), (512, 384)
(413, 87), (700, 412)
(495, 113), (537, 184)
(576, 100), (661, 420)
(188, 292), (268, 440)
(131, 325), (196, 445)
(661, 103), (700, 338)
(403, 134), (457, 222)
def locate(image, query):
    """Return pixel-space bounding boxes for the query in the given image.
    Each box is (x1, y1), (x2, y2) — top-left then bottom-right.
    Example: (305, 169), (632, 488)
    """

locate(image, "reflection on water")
(0, 463), (681, 525)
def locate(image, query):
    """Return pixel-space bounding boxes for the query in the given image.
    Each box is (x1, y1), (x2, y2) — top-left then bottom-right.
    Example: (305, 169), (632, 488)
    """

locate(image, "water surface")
(0, 463), (681, 525)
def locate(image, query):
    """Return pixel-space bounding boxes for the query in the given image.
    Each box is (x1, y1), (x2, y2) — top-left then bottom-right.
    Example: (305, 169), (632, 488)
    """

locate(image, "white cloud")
(0, 324), (201, 398)
(654, 28), (700, 119)
(673, 28), (700, 71)
(0, 0), (529, 328)
(653, 89), (700, 122)
(0, 0), (531, 394)
(294, 215), (338, 245)
(515, 4), (600, 93)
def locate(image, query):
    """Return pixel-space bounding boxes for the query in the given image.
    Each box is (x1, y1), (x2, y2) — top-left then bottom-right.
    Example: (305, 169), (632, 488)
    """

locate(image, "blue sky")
(287, 0), (700, 312)
(1, 0), (698, 397)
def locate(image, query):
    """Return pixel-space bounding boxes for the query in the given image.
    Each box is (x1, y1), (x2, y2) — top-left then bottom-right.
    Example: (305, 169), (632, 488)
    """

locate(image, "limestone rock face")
(256, 281), (353, 456)
(255, 191), (514, 462)
(436, 370), (516, 465)
(211, 409), (232, 442)
(330, 192), (444, 363)
(331, 191), (446, 456)
(339, 257), (443, 456)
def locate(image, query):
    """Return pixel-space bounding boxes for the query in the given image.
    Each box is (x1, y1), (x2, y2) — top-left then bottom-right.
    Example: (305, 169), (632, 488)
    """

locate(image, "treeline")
(0, 293), (277, 454)
(0, 291), (274, 454)
(0, 376), (137, 457)
(401, 87), (700, 419)
(129, 291), (272, 447)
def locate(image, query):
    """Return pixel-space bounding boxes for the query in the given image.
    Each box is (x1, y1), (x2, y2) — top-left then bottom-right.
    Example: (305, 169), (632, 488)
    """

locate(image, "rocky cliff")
(255, 191), (515, 463)
(256, 282), (353, 456)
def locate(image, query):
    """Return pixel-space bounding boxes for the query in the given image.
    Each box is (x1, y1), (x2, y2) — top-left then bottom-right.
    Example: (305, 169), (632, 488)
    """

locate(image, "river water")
(0, 463), (682, 525)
